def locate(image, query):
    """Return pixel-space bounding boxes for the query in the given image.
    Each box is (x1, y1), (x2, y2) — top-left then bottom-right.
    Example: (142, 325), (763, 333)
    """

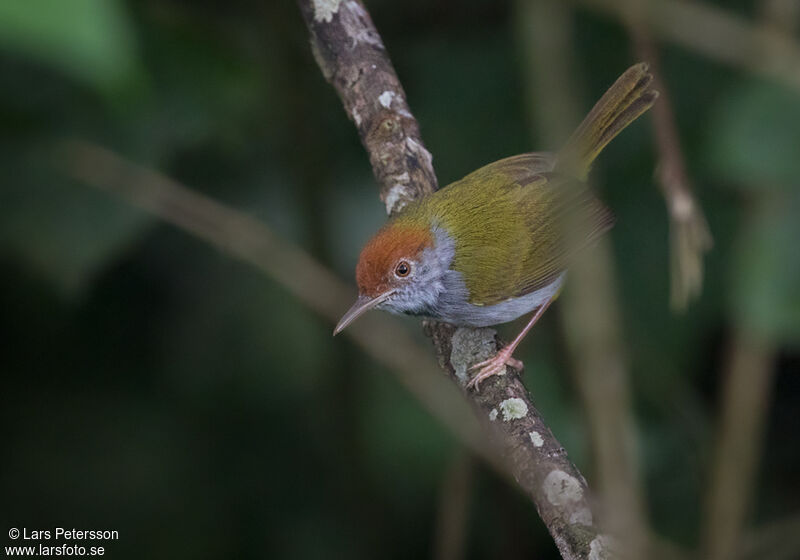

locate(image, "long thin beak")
(334, 292), (393, 335)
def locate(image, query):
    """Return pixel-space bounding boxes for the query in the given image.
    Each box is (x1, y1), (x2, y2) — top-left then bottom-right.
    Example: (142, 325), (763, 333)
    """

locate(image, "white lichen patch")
(387, 171), (410, 185)
(529, 431), (544, 447)
(351, 107), (362, 126)
(543, 470), (584, 509)
(312, 0), (342, 22)
(405, 136), (433, 170)
(489, 408), (498, 422)
(340, 1), (384, 47)
(569, 507), (593, 525)
(378, 90), (395, 108)
(310, 41), (333, 80)
(499, 398), (528, 421)
(588, 535), (613, 560)
(383, 186), (410, 215)
(450, 327), (496, 385)
(671, 190), (694, 219)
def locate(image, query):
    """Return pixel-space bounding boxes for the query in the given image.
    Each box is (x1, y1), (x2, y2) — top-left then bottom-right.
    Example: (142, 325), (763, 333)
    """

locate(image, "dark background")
(1, 0), (799, 558)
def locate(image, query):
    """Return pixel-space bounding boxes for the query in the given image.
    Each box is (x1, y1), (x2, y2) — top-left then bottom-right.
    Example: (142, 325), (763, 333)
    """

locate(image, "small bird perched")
(335, 63), (658, 390)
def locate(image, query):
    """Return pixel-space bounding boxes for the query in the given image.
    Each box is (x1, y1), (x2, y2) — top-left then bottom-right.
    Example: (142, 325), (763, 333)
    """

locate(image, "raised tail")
(557, 62), (658, 179)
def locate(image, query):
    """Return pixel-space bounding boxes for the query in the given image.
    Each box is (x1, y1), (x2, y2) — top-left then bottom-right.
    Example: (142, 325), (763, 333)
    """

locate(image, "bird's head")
(334, 221), (451, 334)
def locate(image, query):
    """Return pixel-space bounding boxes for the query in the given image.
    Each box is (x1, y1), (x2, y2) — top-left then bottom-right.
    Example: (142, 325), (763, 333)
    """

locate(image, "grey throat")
(379, 226), (563, 327)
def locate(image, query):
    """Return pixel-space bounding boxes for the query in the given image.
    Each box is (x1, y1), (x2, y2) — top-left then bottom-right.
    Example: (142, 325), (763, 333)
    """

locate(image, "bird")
(334, 63), (658, 390)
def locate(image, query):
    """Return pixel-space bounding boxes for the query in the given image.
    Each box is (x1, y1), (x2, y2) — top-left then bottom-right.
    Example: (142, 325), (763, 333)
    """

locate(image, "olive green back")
(397, 153), (614, 306)
(391, 64), (658, 305)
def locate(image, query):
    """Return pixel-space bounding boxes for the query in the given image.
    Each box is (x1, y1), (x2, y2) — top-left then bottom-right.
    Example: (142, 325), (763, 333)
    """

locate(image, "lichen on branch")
(299, 0), (437, 215)
(297, 1), (610, 557)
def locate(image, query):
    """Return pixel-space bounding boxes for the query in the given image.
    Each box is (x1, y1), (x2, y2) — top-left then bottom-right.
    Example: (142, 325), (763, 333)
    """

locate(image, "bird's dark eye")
(395, 261), (411, 278)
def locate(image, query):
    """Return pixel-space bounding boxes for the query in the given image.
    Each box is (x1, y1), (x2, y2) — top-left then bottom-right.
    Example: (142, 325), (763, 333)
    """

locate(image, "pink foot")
(466, 349), (524, 392)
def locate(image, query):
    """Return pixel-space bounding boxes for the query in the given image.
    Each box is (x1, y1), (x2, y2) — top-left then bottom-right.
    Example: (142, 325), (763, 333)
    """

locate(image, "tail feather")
(557, 63), (658, 178)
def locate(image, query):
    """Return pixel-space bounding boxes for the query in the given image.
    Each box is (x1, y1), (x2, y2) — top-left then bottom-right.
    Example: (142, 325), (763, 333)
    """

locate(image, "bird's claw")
(466, 351), (524, 392)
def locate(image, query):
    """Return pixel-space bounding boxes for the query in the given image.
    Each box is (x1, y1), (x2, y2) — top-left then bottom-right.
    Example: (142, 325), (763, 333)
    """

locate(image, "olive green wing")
(509, 172), (615, 299)
(434, 153), (614, 306)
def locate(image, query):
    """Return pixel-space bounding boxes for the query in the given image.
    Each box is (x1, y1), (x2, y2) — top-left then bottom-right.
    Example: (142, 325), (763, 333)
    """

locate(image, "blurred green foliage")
(0, 0), (140, 91)
(1, 1), (798, 559)
(709, 81), (800, 190)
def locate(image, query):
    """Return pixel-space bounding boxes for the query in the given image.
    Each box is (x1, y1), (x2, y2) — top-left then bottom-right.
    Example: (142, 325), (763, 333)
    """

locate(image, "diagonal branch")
(299, 0), (437, 215)
(298, 1), (609, 558)
(60, 140), (500, 475)
(433, 451), (474, 560)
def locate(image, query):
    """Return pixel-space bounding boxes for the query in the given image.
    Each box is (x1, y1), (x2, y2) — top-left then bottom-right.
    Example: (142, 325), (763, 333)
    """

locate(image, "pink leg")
(467, 297), (556, 392)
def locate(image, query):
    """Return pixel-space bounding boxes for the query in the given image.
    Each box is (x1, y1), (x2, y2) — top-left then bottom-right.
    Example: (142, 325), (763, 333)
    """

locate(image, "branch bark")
(299, 0), (437, 214)
(297, 1), (609, 558)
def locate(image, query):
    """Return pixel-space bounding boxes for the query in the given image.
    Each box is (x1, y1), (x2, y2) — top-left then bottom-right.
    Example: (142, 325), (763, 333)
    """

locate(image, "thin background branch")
(60, 140), (504, 474)
(628, 24), (712, 311)
(516, 1), (649, 557)
(703, 326), (776, 560)
(574, 0), (800, 92)
(739, 512), (800, 560)
(433, 452), (473, 560)
(701, 1), (789, 557)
